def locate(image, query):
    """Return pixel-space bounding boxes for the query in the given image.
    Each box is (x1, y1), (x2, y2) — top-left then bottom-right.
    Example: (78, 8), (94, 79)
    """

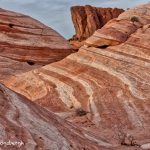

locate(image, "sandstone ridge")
(70, 5), (124, 44)
(0, 83), (107, 150)
(1, 3), (150, 150)
(0, 8), (73, 81)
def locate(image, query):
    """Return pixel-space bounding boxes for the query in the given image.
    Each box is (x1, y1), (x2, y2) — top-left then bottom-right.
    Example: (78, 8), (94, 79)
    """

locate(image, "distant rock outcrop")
(70, 5), (124, 42)
(3, 3), (150, 149)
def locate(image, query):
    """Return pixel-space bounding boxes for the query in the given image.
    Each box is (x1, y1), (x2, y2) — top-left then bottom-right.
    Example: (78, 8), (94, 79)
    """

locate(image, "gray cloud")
(0, 0), (149, 38)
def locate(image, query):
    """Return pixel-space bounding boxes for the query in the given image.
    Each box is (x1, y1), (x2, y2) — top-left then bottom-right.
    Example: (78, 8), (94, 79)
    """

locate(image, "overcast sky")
(0, 0), (149, 38)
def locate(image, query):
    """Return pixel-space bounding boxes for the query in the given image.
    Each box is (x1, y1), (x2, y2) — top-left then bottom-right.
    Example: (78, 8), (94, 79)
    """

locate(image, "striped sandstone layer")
(0, 83), (109, 150)
(0, 8), (72, 81)
(0, 8), (72, 64)
(1, 3), (150, 150)
(71, 5), (124, 41)
(69, 6), (124, 50)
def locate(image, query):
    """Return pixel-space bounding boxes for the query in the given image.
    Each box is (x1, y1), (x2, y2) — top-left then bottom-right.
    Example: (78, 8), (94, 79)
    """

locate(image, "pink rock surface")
(0, 8), (72, 63)
(1, 3), (150, 150)
(2, 3), (150, 149)
(71, 5), (124, 41)
(0, 83), (108, 150)
(0, 8), (74, 84)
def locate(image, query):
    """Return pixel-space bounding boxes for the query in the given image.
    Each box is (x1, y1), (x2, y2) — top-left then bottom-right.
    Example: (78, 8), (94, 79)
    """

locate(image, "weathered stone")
(0, 8), (72, 75)
(141, 143), (150, 149)
(70, 5), (124, 41)
(0, 83), (107, 150)
(1, 3), (150, 150)
(0, 8), (73, 82)
(85, 3), (150, 47)
(85, 19), (140, 47)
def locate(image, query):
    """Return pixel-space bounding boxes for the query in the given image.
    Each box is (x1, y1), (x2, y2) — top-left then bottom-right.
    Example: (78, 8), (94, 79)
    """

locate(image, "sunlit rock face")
(85, 4), (150, 47)
(71, 5), (124, 41)
(69, 5), (124, 50)
(1, 3), (150, 150)
(0, 8), (72, 81)
(0, 83), (106, 150)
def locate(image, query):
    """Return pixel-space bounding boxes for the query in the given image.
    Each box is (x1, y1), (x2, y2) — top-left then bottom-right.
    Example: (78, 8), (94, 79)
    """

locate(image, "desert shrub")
(76, 108), (87, 116)
(118, 131), (140, 147)
(131, 16), (139, 22)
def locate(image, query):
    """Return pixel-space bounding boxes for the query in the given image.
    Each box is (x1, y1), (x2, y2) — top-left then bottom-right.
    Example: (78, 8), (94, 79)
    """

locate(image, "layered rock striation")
(2, 3), (150, 149)
(0, 8), (74, 84)
(0, 2), (150, 150)
(0, 8), (72, 81)
(70, 5), (124, 41)
(0, 83), (109, 150)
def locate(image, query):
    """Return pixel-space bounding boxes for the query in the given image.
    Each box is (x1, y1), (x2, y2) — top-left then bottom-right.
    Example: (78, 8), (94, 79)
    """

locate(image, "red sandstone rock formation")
(0, 8), (73, 83)
(2, 3), (150, 149)
(70, 5), (124, 41)
(0, 83), (107, 150)
(0, 4), (150, 150)
(0, 8), (72, 66)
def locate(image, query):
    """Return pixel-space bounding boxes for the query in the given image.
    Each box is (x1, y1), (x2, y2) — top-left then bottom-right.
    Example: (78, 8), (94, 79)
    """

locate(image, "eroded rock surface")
(70, 5), (124, 41)
(0, 8), (72, 81)
(85, 4), (150, 47)
(2, 3), (150, 149)
(0, 83), (110, 150)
